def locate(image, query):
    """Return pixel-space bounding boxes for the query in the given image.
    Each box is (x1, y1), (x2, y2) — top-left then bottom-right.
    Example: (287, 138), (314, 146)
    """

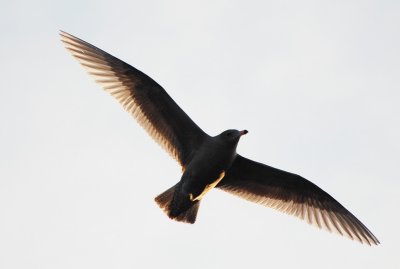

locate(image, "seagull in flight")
(60, 31), (379, 245)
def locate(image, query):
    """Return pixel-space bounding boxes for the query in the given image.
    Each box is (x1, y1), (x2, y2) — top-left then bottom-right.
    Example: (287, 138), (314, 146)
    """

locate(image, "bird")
(60, 31), (379, 246)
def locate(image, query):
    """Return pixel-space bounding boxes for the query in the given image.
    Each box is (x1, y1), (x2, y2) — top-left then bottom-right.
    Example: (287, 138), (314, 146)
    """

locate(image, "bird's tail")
(154, 183), (200, 224)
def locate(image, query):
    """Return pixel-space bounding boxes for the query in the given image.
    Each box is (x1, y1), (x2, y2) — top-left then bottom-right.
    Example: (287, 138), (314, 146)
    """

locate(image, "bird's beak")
(240, 130), (248, 136)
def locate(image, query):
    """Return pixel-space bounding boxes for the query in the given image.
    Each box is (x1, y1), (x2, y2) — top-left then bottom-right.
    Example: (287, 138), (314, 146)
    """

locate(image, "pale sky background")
(0, 0), (399, 268)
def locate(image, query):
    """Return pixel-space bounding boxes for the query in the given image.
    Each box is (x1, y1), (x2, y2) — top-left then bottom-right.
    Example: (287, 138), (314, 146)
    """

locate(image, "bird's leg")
(189, 171), (225, 201)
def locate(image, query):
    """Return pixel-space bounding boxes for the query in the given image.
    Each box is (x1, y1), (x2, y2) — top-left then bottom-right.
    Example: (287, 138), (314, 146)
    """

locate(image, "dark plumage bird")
(60, 31), (379, 245)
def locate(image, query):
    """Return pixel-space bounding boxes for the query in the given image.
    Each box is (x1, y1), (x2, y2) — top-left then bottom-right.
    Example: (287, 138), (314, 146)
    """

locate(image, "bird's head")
(217, 129), (248, 144)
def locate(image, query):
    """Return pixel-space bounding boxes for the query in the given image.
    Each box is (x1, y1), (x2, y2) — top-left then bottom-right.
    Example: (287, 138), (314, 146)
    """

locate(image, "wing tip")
(59, 30), (75, 38)
(59, 30), (73, 41)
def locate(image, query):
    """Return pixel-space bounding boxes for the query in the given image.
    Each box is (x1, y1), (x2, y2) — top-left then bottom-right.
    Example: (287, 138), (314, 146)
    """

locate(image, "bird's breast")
(181, 141), (237, 196)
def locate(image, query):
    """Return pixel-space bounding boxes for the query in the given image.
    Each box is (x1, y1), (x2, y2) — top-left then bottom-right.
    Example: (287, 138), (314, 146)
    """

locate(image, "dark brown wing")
(218, 155), (379, 245)
(60, 31), (208, 167)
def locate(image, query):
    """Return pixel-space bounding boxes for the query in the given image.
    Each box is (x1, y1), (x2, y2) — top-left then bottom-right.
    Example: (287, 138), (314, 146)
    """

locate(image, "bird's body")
(61, 31), (379, 245)
(161, 129), (246, 221)
(182, 130), (244, 195)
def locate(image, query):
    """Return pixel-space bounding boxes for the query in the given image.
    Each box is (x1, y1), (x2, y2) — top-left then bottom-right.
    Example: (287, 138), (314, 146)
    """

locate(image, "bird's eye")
(226, 131), (233, 137)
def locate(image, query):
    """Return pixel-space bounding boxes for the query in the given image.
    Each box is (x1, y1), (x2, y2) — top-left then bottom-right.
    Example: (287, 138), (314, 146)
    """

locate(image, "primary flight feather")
(60, 31), (379, 245)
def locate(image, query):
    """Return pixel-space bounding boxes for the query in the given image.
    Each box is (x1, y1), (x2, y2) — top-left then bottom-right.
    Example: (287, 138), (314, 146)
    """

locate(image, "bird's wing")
(217, 155), (379, 245)
(60, 31), (208, 167)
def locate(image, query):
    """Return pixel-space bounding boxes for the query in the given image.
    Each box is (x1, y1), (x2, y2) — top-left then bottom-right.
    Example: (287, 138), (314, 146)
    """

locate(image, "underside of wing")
(60, 31), (208, 167)
(218, 155), (379, 245)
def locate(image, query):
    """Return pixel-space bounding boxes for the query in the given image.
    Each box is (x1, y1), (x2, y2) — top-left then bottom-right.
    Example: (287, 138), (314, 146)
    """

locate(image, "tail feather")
(154, 184), (176, 213)
(155, 184), (200, 224)
(172, 202), (200, 224)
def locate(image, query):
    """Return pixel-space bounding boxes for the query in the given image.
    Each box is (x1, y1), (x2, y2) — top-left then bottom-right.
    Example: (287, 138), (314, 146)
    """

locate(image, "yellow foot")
(190, 171), (225, 201)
